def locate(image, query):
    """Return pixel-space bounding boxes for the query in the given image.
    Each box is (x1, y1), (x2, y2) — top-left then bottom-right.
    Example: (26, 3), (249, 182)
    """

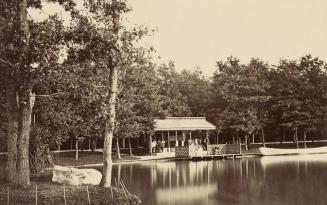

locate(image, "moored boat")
(259, 146), (327, 156)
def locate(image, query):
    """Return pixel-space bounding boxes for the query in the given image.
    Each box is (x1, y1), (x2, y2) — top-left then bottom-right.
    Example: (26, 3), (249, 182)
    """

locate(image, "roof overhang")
(154, 117), (216, 131)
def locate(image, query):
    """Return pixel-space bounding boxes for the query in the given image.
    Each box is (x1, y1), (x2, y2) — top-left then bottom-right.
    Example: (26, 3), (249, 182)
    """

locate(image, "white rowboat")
(259, 146), (327, 156)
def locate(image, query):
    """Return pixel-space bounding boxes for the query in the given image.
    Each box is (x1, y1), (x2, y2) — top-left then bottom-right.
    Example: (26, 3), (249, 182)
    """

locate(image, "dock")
(175, 153), (243, 161)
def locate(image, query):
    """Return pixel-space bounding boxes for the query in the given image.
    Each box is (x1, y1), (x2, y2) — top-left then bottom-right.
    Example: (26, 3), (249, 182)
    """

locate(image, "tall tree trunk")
(75, 138), (79, 160)
(304, 130), (307, 149)
(6, 85), (19, 184)
(295, 128), (299, 149)
(100, 0), (120, 188)
(280, 131), (285, 145)
(2, 0), (19, 185)
(216, 130), (220, 144)
(91, 138), (95, 153)
(129, 137), (132, 156)
(101, 66), (117, 187)
(5, 0), (32, 186)
(245, 135), (248, 150)
(136, 137), (139, 148)
(261, 127), (265, 147)
(16, 88), (33, 186)
(16, 0), (31, 186)
(116, 138), (121, 160)
(149, 135), (152, 155)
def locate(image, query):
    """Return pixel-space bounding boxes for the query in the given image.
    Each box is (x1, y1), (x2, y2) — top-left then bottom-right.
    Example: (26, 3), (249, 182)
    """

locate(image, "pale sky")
(125, 0), (327, 75)
(30, 0), (327, 75)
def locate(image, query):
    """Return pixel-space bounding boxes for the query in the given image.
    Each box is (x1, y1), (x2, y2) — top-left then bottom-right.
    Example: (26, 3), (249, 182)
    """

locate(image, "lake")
(107, 155), (327, 205)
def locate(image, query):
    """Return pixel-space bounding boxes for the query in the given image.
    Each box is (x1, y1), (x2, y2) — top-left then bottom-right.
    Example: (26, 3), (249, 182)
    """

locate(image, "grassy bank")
(0, 183), (141, 205)
(53, 151), (141, 166)
(0, 154), (141, 205)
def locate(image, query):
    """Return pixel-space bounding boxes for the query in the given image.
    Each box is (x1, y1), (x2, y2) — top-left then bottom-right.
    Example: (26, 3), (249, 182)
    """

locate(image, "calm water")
(106, 155), (327, 205)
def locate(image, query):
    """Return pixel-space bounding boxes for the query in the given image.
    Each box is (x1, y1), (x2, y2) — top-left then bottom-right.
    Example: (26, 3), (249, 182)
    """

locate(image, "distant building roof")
(154, 117), (216, 131)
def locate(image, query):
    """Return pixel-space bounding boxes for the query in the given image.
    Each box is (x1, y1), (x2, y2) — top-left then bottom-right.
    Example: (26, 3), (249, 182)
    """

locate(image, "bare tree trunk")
(245, 135), (248, 150)
(75, 138), (79, 160)
(261, 127), (265, 147)
(100, 0), (120, 188)
(129, 137), (132, 156)
(149, 135), (152, 155)
(136, 137), (139, 148)
(295, 128), (299, 149)
(4, 0), (32, 187)
(116, 139), (121, 160)
(304, 130), (307, 149)
(6, 85), (18, 184)
(91, 138), (95, 153)
(280, 131), (285, 145)
(16, 89), (33, 186)
(216, 130), (220, 144)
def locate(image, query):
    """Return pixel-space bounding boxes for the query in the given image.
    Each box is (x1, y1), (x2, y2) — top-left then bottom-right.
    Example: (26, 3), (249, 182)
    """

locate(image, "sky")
(125, 0), (327, 75)
(29, 0), (327, 75)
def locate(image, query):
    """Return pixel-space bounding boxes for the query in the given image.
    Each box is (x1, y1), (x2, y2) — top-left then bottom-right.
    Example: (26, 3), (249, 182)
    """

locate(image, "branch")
(32, 92), (66, 97)
(0, 58), (16, 68)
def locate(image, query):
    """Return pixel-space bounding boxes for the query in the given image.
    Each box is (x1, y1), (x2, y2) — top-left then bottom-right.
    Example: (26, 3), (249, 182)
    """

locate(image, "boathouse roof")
(154, 117), (216, 131)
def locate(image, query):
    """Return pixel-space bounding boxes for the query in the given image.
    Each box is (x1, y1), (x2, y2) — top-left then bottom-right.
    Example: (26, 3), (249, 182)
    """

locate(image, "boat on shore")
(259, 146), (327, 156)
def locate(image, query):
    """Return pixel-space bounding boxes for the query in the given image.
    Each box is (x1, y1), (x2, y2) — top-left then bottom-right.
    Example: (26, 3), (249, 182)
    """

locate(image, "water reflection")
(108, 155), (327, 205)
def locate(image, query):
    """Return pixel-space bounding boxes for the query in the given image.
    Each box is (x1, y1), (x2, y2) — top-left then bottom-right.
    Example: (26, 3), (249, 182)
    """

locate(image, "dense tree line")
(207, 56), (327, 146)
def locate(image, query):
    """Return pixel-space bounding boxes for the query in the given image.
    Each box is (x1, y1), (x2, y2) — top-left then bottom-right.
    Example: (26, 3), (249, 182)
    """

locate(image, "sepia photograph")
(0, 0), (327, 204)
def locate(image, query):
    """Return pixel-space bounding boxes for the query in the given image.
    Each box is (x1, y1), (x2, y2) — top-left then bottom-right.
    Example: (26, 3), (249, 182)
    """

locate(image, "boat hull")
(259, 146), (327, 156)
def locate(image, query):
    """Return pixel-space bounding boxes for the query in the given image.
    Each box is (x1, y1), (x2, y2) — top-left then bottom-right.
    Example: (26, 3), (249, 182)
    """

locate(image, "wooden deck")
(176, 153), (242, 160)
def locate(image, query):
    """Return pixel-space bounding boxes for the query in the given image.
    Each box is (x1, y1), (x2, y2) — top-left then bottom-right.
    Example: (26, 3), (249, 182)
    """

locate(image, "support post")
(182, 131), (185, 146)
(175, 131), (178, 147)
(168, 131), (170, 152)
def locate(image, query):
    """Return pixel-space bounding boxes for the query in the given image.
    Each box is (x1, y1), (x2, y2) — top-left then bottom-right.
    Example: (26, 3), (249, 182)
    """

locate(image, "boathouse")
(153, 117), (241, 158)
(153, 117), (216, 152)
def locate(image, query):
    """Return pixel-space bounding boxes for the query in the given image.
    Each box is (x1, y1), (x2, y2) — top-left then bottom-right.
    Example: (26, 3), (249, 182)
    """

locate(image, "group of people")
(151, 138), (208, 153)
(188, 138), (207, 151)
(152, 140), (164, 153)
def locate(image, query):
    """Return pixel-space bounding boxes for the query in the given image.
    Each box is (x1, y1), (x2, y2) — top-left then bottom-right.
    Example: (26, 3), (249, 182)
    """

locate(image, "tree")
(269, 56), (327, 147)
(176, 68), (211, 117)
(209, 57), (270, 146)
(157, 62), (191, 117)
(1, 0), (123, 186)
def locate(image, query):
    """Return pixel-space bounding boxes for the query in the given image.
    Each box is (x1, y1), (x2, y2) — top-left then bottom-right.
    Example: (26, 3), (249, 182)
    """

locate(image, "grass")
(0, 183), (141, 205)
(53, 151), (141, 167)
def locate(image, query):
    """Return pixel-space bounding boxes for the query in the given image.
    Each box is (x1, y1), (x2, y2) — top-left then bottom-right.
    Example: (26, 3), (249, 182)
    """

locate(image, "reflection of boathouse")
(153, 117), (216, 153)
